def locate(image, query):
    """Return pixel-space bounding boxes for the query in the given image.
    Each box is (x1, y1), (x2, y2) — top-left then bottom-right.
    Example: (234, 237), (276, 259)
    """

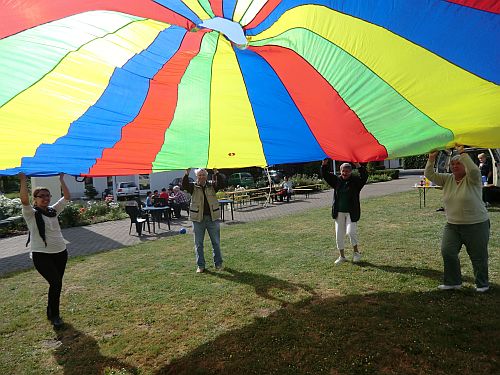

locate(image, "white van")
(436, 148), (500, 190)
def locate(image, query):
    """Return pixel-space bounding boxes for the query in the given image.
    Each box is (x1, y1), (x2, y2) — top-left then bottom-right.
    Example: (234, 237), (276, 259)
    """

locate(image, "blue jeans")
(192, 215), (222, 268)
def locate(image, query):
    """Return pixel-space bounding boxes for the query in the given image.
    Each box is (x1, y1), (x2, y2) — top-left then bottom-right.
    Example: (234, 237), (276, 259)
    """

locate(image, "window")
(139, 174), (150, 190)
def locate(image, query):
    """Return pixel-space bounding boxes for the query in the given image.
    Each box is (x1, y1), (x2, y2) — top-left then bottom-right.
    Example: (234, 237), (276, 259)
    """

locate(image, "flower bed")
(0, 197), (127, 238)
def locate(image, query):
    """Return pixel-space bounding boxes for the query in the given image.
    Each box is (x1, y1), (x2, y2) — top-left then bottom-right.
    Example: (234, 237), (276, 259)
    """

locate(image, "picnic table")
(223, 187), (276, 207)
(142, 206), (171, 231)
(413, 185), (442, 208)
(293, 188), (313, 199)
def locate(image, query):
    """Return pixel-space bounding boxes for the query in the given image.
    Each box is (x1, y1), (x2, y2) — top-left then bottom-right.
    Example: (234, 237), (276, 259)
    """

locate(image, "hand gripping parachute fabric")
(0, 0), (499, 176)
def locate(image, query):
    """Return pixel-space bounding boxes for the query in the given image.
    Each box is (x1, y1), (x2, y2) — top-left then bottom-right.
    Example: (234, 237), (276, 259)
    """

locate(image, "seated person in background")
(156, 188), (170, 219)
(478, 153), (493, 207)
(144, 190), (153, 207)
(145, 191), (153, 207)
(152, 190), (159, 200)
(170, 185), (190, 218)
(159, 188), (169, 199)
(278, 176), (293, 203)
(153, 189), (167, 207)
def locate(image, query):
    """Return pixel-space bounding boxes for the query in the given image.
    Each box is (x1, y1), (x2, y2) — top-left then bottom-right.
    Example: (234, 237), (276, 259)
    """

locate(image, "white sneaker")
(334, 256), (347, 265)
(476, 286), (489, 293)
(353, 252), (362, 263)
(438, 284), (461, 290)
(196, 267), (205, 273)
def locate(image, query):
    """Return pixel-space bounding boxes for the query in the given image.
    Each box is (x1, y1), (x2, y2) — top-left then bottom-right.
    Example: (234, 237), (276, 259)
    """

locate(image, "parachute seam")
(250, 27), (455, 144)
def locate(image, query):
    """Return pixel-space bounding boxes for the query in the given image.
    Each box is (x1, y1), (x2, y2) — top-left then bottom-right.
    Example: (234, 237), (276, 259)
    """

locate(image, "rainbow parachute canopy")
(0, 0), (499, 176)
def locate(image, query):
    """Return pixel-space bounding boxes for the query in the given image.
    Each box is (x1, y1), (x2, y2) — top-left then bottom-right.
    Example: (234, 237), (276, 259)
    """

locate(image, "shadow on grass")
(156, 288), (498, 375)
(206, 267), (316, 305)
(222, 220), (247, 226)
(356, 262), (476, 284)
(53, 323), (138, 375)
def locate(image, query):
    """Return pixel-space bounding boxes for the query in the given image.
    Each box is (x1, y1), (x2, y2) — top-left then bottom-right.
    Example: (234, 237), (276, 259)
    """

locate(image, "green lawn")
(1, 190), (498, 374)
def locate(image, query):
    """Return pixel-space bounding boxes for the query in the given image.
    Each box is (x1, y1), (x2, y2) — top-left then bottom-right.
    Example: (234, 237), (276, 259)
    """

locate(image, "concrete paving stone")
(0, 175), (419, 276)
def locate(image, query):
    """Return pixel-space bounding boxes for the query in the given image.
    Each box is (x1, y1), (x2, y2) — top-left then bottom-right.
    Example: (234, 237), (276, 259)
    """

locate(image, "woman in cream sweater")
(425, 146), (490, 292)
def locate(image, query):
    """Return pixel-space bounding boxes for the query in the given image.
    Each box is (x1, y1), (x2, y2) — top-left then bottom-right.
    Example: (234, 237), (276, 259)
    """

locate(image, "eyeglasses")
(35, 194), (52, 198)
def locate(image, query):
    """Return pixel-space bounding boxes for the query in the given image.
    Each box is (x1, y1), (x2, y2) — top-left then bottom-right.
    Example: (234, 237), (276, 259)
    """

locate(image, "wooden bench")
(249, 193), (268, 205)
(223, 187), (280, 208)
(293, 188), (313, 199)
(232, 193), (250, 208)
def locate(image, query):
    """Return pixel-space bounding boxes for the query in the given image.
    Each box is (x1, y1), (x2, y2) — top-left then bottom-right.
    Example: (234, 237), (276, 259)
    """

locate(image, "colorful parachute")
(0, 0), (499, 176)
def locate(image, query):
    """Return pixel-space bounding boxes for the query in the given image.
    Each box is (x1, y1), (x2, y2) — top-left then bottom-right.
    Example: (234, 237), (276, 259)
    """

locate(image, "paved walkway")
(0, 175), (420, 276)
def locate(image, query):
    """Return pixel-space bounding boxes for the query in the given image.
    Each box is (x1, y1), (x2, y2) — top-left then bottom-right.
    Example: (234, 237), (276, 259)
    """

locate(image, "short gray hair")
(339, 163), (352, 170)
(195, 168), (208, 176)
(450, 155), (462, 163)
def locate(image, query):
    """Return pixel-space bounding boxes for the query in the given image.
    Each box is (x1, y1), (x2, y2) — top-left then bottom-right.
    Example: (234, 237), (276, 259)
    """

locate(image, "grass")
(0, 190), (498, 374)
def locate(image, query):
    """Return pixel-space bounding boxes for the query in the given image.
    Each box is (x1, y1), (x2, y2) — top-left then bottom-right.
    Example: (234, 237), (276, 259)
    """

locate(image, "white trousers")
(335, 212), (358, 250)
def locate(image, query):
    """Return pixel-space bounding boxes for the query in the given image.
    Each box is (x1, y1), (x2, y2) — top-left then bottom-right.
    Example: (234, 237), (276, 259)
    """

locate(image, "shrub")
(403, 154), (428, 169)
(290, 174), (326, 190)
(84, 201), (110, 217)
(107, 202), (125, 220)
(0, 220), (26, 238)
(1, 197), (127, 237)
(253, 178), (269, 188)
(0, 176), (20, 194)
(367, 174), (392, 184)
(369, 169), (399, 180)
(58, 203), (84, 228)
(0, 195), (22, 220)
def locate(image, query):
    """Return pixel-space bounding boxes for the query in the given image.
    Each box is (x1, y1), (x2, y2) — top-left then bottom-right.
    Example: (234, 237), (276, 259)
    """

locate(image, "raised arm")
(182, 169), (194, 194)
(355, 163), (368, 186)
(60, 173), (70, 200)
(212, 168), (225, 192)
(459, 152), (482, 184)
(424, 151), (447, 187)
(321, 159), (338, 188)
(19, 173), (29, 206)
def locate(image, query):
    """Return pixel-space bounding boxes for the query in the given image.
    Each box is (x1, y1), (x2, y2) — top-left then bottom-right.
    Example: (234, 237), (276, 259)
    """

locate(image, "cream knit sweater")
(424, 154), (488, 225)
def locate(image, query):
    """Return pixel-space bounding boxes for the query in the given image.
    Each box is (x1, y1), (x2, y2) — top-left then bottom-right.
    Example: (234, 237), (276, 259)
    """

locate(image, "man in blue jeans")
(182, 168), (225, 273)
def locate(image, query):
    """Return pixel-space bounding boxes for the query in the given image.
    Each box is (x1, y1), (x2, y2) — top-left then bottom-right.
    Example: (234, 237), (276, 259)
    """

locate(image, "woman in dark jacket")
(321, 159), (368, 265)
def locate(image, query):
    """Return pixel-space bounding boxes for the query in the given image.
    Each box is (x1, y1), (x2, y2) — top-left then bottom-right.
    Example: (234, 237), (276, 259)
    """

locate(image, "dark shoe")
(51, 316), (64, 329)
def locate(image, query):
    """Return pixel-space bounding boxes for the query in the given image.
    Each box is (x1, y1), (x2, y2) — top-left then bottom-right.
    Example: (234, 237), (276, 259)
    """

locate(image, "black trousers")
(172, 202), (189, 217)
(32, 250), (68, 319)
(278, 191), (292, 202)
